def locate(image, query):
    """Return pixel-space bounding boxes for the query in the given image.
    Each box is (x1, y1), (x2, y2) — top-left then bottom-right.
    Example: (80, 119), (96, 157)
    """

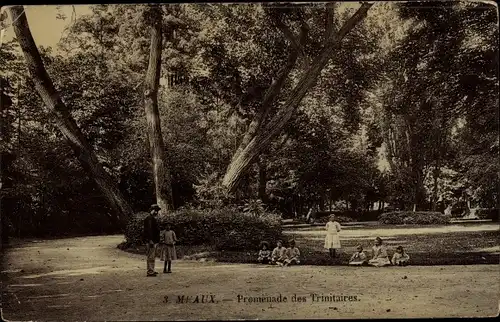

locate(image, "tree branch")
(274, 17), (300, 49)
(228, 15), (309, 167)
(274, 16), (308, 59)
(324, 2), (336, 43)
(223, 2), (374, 191)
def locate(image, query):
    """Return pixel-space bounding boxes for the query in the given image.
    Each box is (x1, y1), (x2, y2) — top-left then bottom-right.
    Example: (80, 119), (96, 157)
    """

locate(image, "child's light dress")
(258, 249), (271, 262)
(324, 221), (342, 249)
(159, 230), (177, 261)
(349, 251), (367, 265)
(368, 245), (391, 267)
(284, 247), (301, 265)
(392, 252), (410, 266)
(271, 246), (287, 264)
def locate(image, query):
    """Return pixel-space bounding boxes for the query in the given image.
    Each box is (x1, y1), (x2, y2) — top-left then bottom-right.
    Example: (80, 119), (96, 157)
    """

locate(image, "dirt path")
(1, 235), (499, 320)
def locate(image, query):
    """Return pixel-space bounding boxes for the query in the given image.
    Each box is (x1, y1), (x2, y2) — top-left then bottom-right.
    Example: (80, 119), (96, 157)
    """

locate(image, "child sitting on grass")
(368, 237), (391, 267)
(392, 246), (410, 266)
(271, 240), (287, 266)
(348, 245), (367, 266)
(257, 241), (271, 264)
(284, 240), (301, 266)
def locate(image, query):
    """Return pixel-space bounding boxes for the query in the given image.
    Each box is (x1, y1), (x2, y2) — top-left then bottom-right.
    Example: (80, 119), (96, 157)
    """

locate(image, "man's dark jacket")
(143, 214), (160, 243)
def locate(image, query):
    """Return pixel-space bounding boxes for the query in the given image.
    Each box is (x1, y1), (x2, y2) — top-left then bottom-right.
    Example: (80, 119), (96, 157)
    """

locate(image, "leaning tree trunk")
(228, 18), (308, 167)
(222, 3), (373, 192)
(143, 5), (174, 212)
(8, 6), (133, 223)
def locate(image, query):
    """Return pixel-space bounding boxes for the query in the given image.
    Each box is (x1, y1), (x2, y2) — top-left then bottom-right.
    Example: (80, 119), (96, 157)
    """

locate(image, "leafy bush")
(450, 201), (468, 217)
(315, 215), (357, 224)
(241, 199), (267, 215)
(378, 211), (451, 225)
(313, 210), (382, 222)
(357, 210), (385, 221)
(474, 208), (499, 221)
(192, 172), (234, 209)
(123, 207), (282, 251)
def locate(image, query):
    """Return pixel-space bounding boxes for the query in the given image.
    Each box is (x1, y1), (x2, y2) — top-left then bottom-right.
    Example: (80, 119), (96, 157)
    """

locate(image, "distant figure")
(271, 240), (287, 266)
(284, 240), (301, 266)
(444, 204), (452, 216)
(349, 245), (368, 266)
(159, 223), (177, 273)
(257, 241), (271, 264)
(368, 237), (391, 267)
(306, 208), (313, 223)
(144, 204), (161, 276)
(392, 246), (410, 266)
(324, 215), (342, 259)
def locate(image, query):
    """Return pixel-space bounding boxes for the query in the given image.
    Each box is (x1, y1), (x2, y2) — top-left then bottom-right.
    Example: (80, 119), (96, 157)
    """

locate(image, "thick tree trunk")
(8, 6), (133, 223)
(319, 192), (325, 212)
(143, 5), (174, 212)
(222, 3), (373, 192)
(381, 113), (398, 173)
(431, 164), (441, 211)
(228, 19), (308, 170)
(431, 115), (445, 211)
(257, 156), (268, 203)
(0, 78), (6, 249)
(412, 166), (425, 212)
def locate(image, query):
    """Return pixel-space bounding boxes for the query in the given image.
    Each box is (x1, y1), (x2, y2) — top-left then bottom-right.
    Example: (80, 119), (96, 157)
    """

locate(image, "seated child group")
(257, 215), (410, 267)
(257, 238), (409, 267)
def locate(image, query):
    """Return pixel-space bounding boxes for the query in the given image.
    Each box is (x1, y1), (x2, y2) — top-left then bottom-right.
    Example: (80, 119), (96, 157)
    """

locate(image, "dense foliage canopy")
(0, 2), (497, 237)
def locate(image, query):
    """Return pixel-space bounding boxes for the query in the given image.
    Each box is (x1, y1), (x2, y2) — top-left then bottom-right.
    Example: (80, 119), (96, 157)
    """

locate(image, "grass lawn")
(292, 230), (499, 266)
(123, 223), (499, 266)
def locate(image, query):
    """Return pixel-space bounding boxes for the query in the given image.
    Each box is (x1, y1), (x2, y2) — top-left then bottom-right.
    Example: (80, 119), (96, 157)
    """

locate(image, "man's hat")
(150, 204), (161, 211)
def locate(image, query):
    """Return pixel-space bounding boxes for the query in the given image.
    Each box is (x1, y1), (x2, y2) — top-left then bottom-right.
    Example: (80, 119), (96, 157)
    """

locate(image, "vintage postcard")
(0, 1), (498, 320)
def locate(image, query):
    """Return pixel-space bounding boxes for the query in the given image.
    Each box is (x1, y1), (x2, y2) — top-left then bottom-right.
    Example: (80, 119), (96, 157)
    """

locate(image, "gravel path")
(1, 235), (499, 320)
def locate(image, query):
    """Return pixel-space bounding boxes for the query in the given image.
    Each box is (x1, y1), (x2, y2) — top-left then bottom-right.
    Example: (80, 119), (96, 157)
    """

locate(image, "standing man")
(144, 204), (161, 277)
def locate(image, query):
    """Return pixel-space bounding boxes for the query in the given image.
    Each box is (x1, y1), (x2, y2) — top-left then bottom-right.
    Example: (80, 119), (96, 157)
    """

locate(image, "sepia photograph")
(0, 1), (498, 320)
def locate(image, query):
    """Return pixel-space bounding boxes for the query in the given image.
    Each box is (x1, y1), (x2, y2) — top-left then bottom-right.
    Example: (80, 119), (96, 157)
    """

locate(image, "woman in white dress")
(324, 215), (342, 259)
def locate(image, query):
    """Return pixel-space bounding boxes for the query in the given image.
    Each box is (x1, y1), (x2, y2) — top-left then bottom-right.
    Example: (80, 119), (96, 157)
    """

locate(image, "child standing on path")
(324, 215), (342, 259)
(392, 246), (410, 266)
(159, 223), (177, 273)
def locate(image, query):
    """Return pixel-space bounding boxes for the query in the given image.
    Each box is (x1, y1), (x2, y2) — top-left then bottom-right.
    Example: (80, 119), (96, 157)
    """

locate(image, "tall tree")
(0, 77), (13, 247)
(7, 6), (133, 223)
(375, 1), (498, 211)
(142, 5), (174, 211)
(222, 3), (373, 192)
